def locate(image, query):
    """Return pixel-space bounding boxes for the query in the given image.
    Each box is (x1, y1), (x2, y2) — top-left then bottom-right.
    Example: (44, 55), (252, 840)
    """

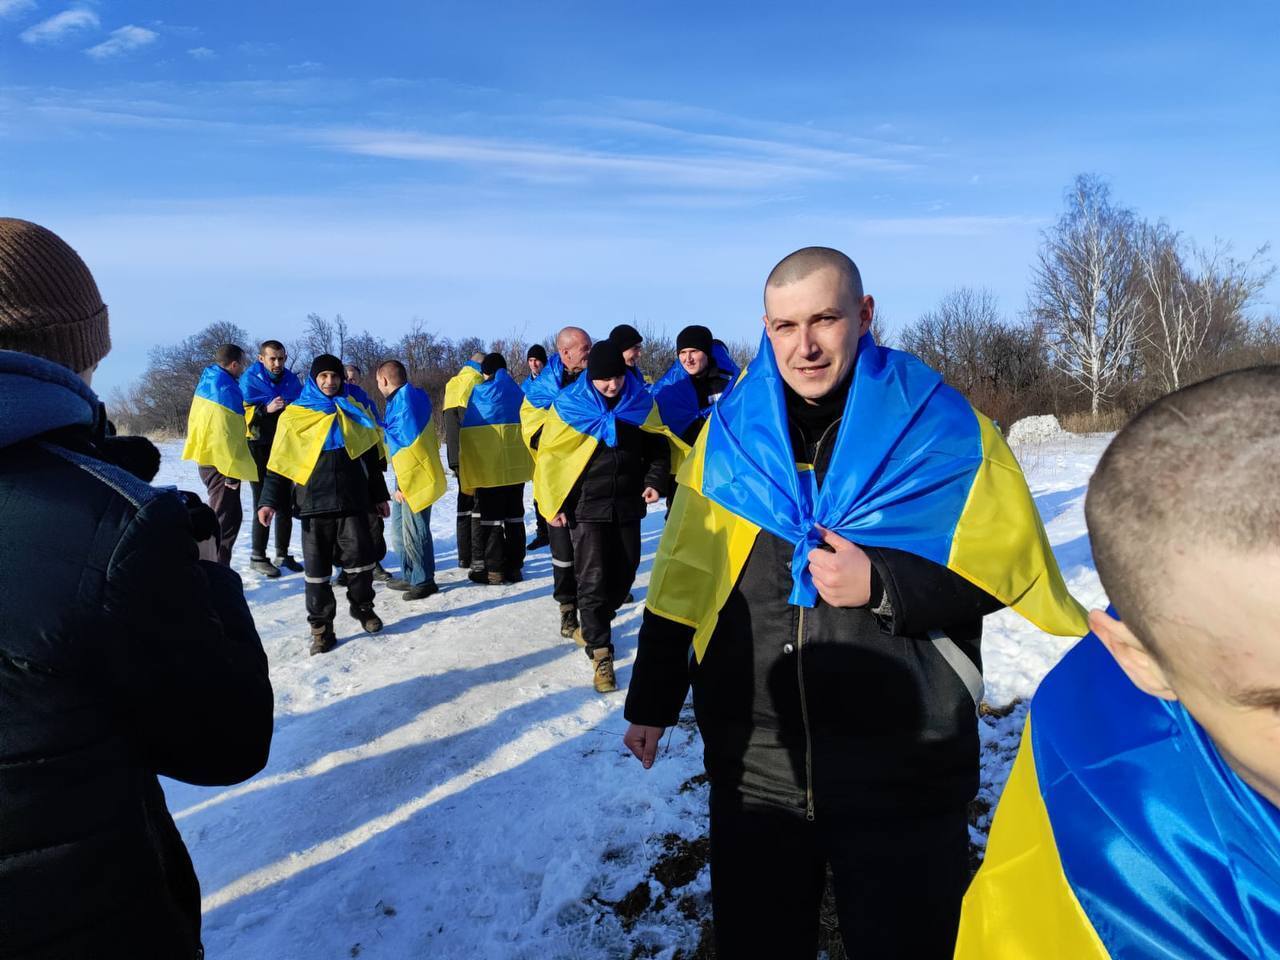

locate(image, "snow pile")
(149, 432), (1111, 959)
(1006, 414), (1064, 445)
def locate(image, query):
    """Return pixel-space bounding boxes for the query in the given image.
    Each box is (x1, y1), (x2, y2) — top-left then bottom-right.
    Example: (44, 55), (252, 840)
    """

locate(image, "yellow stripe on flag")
(529, 406), (597, 519)
(645, 430), (760, 660)
(955, 719), (1110, 959)
(390, 420), (447, 513)
(443, 366), (484, 411)
(182, 394), (259, 482)
(459, 423), (534, 494)
(267, 405), (381, 487)
(948, 415), (1089, 638)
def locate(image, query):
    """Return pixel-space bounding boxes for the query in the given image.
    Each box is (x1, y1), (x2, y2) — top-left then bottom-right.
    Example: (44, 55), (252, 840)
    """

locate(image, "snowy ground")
(154, 432), (1113, 959)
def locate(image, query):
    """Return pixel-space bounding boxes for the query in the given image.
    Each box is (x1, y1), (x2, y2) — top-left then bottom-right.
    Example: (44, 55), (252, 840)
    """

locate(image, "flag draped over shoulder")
(646, 330), (1087, 660)
(650, 342), (741, 470)
(383, 382), (446, 513)
(238, 361), (302, 433)
(458, 370), (533, 494)
(182, 364), (258, 481)
(443, 361), (484, 412)
(531, 371), (679, 521)
(265, 378), (383, 486)
(956, 619), (1280, 958)
(519, 354), (567, 451)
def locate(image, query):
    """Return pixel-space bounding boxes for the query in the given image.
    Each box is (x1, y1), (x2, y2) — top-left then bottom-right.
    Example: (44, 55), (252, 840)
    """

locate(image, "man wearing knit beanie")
(609, 323), (646, 383)
(525, 343), (547, 381)
(536, 339), (670, 692)
(0, 217), (272, 956)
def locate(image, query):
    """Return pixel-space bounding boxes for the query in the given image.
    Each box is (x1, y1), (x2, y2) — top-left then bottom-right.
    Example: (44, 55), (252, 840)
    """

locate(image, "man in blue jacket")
(0, 217), (273, 959)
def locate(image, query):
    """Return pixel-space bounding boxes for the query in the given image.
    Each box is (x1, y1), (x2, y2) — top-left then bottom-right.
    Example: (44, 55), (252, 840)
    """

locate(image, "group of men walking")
(6, 215), (1277, 960)
(181, 317), (742, 690)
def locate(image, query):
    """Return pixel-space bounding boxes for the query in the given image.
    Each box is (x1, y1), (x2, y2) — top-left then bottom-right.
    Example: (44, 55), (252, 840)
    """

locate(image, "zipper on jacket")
(795, 416), (842, 823)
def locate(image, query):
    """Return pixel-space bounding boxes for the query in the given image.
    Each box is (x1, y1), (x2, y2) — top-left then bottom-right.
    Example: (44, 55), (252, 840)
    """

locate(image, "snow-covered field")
(154, 431), (1113, 959)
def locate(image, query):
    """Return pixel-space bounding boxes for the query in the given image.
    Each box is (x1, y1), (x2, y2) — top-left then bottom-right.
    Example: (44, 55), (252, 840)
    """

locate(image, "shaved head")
(765, 247), (863, 307)
(376, 359), (407, 386)
(556, 326), (590, 351)
(556, 326), (592, 374)
(1086, 366), (1280, 656)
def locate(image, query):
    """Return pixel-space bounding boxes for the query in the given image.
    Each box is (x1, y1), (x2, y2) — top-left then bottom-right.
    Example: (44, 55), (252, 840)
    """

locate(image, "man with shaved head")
(625, 247), (1023, 957)
(958, 367), (1280, 957)
(521, 325), (593, 639)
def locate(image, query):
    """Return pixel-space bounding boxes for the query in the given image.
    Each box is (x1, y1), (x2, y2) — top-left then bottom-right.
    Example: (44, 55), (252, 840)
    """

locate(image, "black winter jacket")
(678, 365), (734, 447)
(625, 384), (1002, 817)
(0, 350), (274, 959)
(260, 444), (389, 518)
(563, 418), (670, 524)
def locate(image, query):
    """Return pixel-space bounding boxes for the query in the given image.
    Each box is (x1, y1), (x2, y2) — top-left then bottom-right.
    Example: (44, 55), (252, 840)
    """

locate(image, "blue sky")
(3, 0), (1277, 395)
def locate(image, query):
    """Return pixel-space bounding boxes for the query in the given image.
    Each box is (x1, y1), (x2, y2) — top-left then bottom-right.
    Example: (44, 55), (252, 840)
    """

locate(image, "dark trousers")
(709, 789), (970, 959)
(367, 510), (387, 563)
(471, 483), (526, 576)
(301, 514), (375, 628)
(533, 502), (550, 543)
(548, 519), (577, 605)
(198, 465), (242, 566)
(248, 443), (292, 560)
(570, 519), (640, 656)
(456, 491), (475, 568)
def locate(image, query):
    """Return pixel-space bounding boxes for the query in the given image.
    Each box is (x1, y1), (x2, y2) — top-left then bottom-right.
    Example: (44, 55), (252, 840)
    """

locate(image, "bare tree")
(1030, 175), (1142, 415)
(1134, 221), (1201, 393)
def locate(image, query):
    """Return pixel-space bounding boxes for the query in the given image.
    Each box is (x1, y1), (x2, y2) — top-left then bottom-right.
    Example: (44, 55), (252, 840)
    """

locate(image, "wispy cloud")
(187, 46), (215, 60)
(0, 0), (36, 19)
(85, 25), (158, 60)
(316, 127), (835, 189)
(20, 6), (98, 44)
(287, 60), (322, 72)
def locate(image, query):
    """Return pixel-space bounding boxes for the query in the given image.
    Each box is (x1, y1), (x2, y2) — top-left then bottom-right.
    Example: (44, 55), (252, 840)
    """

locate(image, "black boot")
(559, 602), (579, 639)
(403, 582), (439, 601)
(372, 563), (393, 583)
(526, 534), (550, 551)
(274, 554), (304, 573)
(352, 605), (383, 634)
(250, 557), (281, 579)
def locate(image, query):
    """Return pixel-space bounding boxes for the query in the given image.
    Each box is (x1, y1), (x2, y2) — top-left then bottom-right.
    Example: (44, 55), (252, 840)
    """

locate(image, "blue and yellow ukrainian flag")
(265, 377), (384, 486)
(650, 341), (741, 470)
(458, 369), (534, 494)
(646, 330), (1087, 659)
(519, 354), (568, 451)
(957, 620), (1280, 958)
(238, 360), (302, 434)
(182, 364), (259, 481)
(443, 360), (484, 412)
(383, 382), (447, 513)
(531, 370), (679, 521)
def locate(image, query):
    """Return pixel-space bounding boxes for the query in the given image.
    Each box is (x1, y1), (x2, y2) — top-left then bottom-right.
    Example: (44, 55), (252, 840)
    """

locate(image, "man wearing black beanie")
(525, 343), (547, 380)
(609, 323), (646, 383)
(260, 353), (391, 652)
(540, 340), (669, 692)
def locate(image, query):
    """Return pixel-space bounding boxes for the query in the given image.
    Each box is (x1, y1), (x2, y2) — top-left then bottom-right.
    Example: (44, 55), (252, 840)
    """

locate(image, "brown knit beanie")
(0, 218), (110, 372)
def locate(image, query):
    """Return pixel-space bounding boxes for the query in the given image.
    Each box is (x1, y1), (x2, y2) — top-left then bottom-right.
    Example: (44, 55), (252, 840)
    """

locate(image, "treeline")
(111, 173), (1276, 436)
(110, 312), (756, 436)
(896, 174), (1277, 427)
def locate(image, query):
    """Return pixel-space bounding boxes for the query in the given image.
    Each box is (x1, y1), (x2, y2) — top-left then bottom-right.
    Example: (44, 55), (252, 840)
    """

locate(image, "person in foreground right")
(956, 365), (1280, 960)
(624, 247), (1087, 959)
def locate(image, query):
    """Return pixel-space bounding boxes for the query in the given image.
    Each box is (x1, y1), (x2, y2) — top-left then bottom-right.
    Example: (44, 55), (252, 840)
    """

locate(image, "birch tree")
(1030, 175), (1142, 415)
